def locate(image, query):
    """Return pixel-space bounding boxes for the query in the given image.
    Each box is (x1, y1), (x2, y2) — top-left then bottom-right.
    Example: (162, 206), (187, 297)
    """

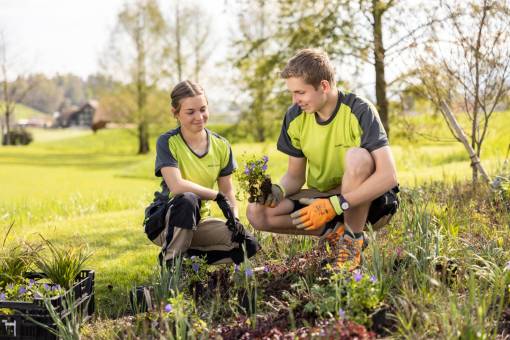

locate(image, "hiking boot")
(332, 232), (365, 272)
(319, 222), (368, 250)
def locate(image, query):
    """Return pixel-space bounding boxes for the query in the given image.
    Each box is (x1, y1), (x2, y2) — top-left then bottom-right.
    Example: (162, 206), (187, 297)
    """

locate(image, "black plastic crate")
(0, 270), (94, 340)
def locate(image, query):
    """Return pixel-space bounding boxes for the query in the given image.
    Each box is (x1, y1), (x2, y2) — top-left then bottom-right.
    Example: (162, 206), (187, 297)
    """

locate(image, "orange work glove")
(290, 197), (341, 230)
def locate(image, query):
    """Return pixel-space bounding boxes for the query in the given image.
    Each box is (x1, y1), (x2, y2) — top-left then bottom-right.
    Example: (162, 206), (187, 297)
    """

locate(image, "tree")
(0, 32), (37, 146)
(235, 0), (435, 138)
(102, 0), (168, 154)
(187, 3), (213, 83)
(232, 0), (284, 142)
(417, 0), (510, 185)
(161, 0), (213, 84)
(22, 74), (64, 113)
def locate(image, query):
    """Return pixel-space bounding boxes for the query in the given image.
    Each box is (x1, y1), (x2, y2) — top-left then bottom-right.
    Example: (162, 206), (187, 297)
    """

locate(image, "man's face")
(285, 77), (327, 112)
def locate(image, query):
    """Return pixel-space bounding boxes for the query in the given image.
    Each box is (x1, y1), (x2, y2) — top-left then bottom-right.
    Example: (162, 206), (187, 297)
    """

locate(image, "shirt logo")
(207, 163), (220, 168)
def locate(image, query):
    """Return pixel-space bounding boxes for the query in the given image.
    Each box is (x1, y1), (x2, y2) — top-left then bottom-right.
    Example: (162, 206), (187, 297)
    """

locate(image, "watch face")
(341, 202), (349, 210)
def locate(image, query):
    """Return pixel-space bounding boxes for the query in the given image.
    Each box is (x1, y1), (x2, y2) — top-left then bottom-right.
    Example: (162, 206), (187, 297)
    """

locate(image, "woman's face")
(174, 94), (209, 133)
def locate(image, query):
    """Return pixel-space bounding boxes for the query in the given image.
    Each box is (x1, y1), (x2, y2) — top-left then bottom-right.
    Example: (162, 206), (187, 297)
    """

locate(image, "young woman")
(148, 80), (259, 267)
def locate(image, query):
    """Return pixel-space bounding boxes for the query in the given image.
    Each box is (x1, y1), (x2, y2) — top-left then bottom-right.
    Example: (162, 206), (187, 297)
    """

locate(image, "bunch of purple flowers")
(235, 155), (272, 203)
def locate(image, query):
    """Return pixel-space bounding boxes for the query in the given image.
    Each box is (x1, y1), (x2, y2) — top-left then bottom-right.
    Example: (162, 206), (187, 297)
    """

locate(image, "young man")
(246, 49), (399, 271)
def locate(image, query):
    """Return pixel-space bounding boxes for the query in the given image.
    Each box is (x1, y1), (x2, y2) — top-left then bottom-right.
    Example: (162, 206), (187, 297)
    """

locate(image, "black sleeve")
(276, 105), (305, 158)
(155, 135), (178, 177)
(352, 98), (389, 152)
(219, 143), (236, 177)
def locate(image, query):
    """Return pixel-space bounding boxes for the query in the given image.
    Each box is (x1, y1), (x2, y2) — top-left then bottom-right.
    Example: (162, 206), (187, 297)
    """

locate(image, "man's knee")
(344, 147), (375, 179)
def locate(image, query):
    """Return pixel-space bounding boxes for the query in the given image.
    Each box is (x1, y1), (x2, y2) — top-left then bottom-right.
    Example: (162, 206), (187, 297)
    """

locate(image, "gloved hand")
(261, 184), (285, 208)
(290, 196), (342, 230)
(215, 192), (235, 223)
(227, 217), (248, 243)
(215, 192), (247, 242)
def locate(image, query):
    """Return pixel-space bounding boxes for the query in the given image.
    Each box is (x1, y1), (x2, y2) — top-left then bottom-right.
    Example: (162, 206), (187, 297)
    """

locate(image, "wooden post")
(439, 100), (491, 184)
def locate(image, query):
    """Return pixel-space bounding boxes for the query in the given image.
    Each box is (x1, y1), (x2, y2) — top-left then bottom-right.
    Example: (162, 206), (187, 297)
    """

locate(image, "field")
(0, 102), (48, 120)
(1, 111), (510, 338)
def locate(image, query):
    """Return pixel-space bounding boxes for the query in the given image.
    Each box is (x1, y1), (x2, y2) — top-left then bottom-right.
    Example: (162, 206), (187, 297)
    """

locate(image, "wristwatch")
(339, 194), (350, 211)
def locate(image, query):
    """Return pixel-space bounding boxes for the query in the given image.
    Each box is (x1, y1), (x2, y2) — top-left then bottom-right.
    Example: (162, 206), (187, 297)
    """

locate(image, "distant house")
(54, 100), (111, 131)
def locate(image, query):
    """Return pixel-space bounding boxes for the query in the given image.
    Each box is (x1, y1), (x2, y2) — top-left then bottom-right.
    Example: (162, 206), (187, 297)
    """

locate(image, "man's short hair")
(281, 49), (336, 89)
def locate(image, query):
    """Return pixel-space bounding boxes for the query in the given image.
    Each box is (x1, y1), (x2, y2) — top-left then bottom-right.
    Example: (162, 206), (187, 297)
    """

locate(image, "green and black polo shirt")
(155, 127), (236, 217)
(277, 90), (388, 192)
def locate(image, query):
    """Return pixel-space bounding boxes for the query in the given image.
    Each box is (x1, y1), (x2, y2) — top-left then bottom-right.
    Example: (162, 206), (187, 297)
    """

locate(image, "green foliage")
(7, 74), (111, 114)
(232, 0), (289, 142)
(29, 292), (83, 340)
(35, 238), (91, 290)
(0, 223), (41, 287)
(301, 271), (383, 327)
(182, 256), (209, 287)
(163, 292), (207, 339)
(232, 259), (258, 318)
(0, 278), (65, 302)
(2, 127), (33, 146)
(492, 145), (510, 202)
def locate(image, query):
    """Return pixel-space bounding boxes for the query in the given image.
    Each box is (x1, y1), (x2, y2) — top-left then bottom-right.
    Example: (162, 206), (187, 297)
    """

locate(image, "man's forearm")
(280, 172), (305, 196)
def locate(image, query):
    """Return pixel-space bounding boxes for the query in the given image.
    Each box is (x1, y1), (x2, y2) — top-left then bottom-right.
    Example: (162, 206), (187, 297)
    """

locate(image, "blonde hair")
(281, 49), (336, 89)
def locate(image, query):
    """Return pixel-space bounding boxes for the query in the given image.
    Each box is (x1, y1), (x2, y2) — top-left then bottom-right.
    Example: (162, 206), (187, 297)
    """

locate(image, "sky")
(0, 0), (230, 78)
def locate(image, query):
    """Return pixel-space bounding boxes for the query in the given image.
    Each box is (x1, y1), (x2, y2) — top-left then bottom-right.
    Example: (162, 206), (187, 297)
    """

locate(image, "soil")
(259, 176), (273, 201)
(210, 314), (376, 339)
(498, 307), (510, 336)
(204, 250), (393, 338)
(249, 176), (273, 203)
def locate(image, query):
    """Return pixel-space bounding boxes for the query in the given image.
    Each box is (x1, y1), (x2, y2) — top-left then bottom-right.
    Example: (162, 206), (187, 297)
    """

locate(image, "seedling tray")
(0, 270), (94, 340)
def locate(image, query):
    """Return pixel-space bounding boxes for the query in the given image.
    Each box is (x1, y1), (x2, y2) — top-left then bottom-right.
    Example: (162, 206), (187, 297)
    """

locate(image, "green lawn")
(0, 102), (48, 120)
(1, 111), (509, 318)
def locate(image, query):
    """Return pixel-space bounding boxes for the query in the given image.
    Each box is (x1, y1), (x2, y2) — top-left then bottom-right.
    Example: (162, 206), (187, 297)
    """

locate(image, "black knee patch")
(367, 186), (399, 225)
(169, 192), (202, 230)
(165, 192), (202, 247)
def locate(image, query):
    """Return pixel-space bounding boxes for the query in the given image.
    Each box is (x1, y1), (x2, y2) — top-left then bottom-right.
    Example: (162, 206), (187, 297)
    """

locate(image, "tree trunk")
(4, 107), (11, 145)
(257, 124), (265, 143)
(471, 156), (479, 186)
(138, 121), (149, 154)
(135, 12), (149, 155)
(440, 101), (490, 185)
(0, 116), (4, 144)
(372, 0), (390, 137)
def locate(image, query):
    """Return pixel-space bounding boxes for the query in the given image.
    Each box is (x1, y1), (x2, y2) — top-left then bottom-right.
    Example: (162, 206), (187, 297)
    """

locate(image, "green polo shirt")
(155, 127), (236, 217)
(277, 90), (388, 192)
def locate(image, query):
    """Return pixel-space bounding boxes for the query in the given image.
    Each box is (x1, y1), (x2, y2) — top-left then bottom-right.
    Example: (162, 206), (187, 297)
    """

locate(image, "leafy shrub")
(0, 223), (42, 287)
(35, 238), (91, 290)
(2, 128), (33, 145)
